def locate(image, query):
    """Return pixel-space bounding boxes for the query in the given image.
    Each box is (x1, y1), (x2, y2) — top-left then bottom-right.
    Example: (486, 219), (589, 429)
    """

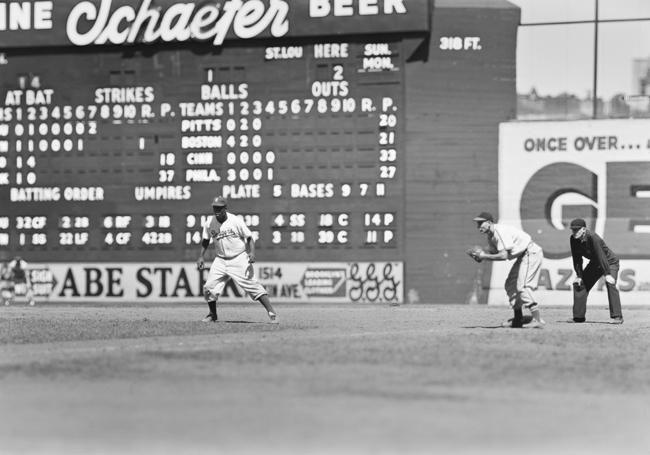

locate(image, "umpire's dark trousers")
(573, 261), (622, 319)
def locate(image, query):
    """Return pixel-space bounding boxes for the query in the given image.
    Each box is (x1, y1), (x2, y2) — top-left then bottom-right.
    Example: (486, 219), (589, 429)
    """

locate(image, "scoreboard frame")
(0, 0), (520, 304)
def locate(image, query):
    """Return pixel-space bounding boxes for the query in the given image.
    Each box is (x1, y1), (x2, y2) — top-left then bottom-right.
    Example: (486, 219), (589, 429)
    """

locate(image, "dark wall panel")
(404, 2), (519, 303)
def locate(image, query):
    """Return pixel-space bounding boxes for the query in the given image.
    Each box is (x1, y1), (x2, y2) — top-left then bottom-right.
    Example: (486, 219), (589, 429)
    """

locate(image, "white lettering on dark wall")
(362, 43), (395, 72)
(439, 37), (482, 51)
(4, 89), (54, 106)
(200, 84), (249, 101)
(3, 1), (413, 46)
(223, 184), (261, 199)
(309, 0), (407, 18)
(0, 1), (53, 31)
(94, 87), (155, 104)
(134, 186), (192, 201)
(66, 0), (290, 47)
(9, 187), (104, 202)
(314, 43), (348, 59)
(186, 169), (221, 182)
(265, 46), (303, 60)
(291, 183), (335, 198)
(10, 187), (60, 202)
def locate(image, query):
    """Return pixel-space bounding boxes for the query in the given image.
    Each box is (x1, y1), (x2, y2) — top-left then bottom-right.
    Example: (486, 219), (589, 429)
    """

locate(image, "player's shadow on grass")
(558, 320), (614, 325)
(463, 315), (535, 329)
(463, 324), (504, 329)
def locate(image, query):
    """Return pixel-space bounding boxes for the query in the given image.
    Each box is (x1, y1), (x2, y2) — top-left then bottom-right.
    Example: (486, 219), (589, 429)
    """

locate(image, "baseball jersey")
(488, 224), (532, 257)
(202, 213), (252, 258)
(570, 230), (618, 277)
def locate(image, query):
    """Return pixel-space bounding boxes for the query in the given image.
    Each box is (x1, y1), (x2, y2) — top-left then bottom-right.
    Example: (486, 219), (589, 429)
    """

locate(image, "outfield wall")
(0, 0), (520, 305)
(6, 2), (646, 306)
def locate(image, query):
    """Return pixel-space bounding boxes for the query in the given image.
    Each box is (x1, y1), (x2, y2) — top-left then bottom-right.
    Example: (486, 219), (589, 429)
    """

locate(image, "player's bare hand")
(604, 275), (616, 285)
(197, 257), (205, 270)
(247, 253), (255, 263)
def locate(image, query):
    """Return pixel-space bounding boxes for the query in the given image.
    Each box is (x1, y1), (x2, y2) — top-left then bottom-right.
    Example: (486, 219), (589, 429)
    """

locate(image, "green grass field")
(1, 303), (649, 455)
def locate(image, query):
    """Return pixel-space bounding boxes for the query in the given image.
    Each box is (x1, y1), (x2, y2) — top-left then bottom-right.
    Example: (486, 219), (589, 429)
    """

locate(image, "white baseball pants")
(204, 252), (267, 301)
(505, 243), (543, 309)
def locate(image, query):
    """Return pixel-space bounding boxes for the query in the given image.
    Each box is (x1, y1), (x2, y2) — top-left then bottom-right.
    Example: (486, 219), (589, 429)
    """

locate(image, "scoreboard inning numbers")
(0, 39), (405, 263)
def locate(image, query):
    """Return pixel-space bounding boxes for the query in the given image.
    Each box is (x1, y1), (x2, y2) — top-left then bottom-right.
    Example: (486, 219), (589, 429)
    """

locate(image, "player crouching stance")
(569, 218), (623, 324)
(196, 196), (278, 324)
(1, 256), (36, 306)
(470, 212), (545, 328)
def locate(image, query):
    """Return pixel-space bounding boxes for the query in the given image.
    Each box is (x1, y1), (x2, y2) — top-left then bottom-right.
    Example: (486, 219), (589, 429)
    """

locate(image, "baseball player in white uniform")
(472, 212), (544, 328)
(197, 196), (278, 323)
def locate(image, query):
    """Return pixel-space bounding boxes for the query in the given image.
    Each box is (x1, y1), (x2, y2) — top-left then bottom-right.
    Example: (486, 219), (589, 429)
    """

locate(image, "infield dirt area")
(1, 303), (649, 455)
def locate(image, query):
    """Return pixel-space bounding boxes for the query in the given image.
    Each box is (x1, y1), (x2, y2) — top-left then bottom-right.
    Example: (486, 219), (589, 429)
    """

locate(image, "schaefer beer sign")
(0, 0), (428, 48)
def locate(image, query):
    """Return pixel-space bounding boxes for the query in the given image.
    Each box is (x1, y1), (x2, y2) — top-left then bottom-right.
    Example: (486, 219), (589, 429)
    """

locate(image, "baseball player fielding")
(197, 196), (278, 324)
(472, 212), (545, 329)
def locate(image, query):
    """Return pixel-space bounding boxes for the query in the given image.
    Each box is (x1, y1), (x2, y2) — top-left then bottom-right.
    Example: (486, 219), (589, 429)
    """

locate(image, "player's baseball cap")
(473, 212), (494, 223)
(570, 218), (586, 229)
(211, 196), (227, 207)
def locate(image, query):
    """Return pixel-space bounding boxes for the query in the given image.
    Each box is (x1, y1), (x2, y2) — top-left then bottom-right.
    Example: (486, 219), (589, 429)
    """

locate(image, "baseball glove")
(466, 245), (484, 263)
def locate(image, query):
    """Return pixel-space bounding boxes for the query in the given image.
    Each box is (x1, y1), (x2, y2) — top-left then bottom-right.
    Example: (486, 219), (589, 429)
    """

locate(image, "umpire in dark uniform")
(569, 218), (623, 324)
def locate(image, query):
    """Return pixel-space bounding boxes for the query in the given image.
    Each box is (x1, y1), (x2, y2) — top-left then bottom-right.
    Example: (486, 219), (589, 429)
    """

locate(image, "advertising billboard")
(495, 119), (650, 306)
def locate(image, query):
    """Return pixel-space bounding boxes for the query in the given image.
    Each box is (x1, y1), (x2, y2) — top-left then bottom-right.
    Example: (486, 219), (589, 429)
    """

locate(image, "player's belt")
(526, 242), (539, 253)
(220, 251), (246, 260)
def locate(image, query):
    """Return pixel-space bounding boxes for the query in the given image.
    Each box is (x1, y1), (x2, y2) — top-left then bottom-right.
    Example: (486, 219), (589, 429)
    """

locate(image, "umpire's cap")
(211, 196), (227, 207)
(473, 212), (494, 223)
(570, 218), (586, 229)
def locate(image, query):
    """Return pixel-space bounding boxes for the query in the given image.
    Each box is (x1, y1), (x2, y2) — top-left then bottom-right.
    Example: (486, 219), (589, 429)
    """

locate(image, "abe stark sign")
(27, 261), (403, 304)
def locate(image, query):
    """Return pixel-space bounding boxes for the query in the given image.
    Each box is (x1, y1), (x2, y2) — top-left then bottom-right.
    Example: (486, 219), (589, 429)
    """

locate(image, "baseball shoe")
(610, 316), (624, 325)
(522, 320), (544, 329)
(571, 317), (586, 323)
(202, 312), (218, 323)
(3, 300), (9, 306)
(501, 318), (523, 328)
(268, 312), (279, 324)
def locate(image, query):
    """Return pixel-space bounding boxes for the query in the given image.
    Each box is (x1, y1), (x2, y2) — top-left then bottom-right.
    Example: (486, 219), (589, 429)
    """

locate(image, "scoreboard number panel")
(0, 39), (405, 263)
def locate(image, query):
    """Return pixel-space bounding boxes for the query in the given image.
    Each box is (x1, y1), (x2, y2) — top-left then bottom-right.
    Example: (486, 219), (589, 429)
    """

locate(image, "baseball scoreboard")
(0, 40), (405, 263)
(0, 0), (429, 265)
(0, 0), (524, 304)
